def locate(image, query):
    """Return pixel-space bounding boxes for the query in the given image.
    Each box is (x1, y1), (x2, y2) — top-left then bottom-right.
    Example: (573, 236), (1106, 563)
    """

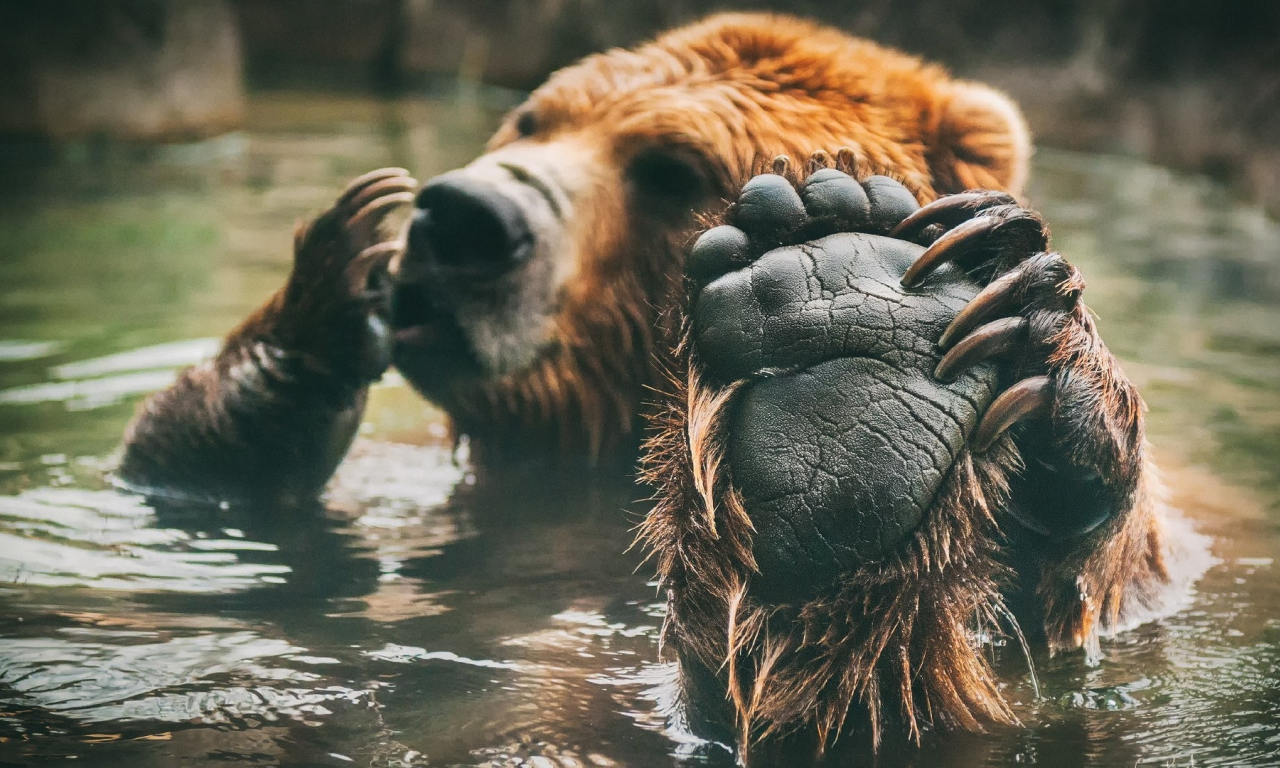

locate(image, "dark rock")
(0, 0), (244, 142)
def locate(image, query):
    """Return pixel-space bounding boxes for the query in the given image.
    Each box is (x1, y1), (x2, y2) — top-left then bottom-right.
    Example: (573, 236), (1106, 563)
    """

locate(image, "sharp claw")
(336, 167), (411, 207)
(772, 155), (792, 176)
(346, 176), (419, 214)
(972, 375), (1051, 453)
(356, 240), (402, 260)
(900, 214), (998, 288)
(934, 316), (1028, 382)
(347, 241), (402, 291)
(938, 266), (1025, 350)
(348, 191), (416, 234)
(890, 190), (1017, 240)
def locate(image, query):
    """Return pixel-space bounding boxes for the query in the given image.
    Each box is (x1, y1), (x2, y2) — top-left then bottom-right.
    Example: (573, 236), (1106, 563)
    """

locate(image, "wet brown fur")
(1034, 301), (1170, 653)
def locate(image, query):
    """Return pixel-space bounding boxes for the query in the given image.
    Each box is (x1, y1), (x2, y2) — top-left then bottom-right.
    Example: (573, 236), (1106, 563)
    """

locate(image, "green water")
(0, 92), (1278, 767)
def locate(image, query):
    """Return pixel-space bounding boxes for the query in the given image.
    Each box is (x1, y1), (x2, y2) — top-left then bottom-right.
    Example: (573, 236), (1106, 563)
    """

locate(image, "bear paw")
(278, 167), (417, 383)
(890, 192), (1147, 540)
(893, 190), (1162, 653)
(642, 153), (1157, 753)
(686, 162), (1002, 602)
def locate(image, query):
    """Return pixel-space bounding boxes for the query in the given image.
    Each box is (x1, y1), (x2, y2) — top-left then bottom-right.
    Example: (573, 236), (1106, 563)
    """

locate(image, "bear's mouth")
(389, 280), (486, 398)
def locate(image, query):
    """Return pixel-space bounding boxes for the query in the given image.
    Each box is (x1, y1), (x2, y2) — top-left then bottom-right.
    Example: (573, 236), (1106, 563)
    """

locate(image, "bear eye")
(628, 148), (709, 207)
(514, 110), (539, 138)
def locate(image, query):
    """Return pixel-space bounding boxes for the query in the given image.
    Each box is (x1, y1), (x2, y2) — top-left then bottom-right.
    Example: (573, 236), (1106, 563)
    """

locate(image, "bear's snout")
(389, 152), (579, 392)
(405, 174), (534, 286)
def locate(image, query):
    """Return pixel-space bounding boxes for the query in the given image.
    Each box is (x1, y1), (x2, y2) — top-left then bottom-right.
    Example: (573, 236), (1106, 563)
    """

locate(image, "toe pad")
(734, 174), (807, 235)
(800, 168), (871, 225)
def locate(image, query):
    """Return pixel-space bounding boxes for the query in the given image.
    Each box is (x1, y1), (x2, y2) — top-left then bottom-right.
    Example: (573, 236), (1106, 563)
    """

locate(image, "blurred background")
(2, 0), (1278, 213)
(2, 3), (1280, 767)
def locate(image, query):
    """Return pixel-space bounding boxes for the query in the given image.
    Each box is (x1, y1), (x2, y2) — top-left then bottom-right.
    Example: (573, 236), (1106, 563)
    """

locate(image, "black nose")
(405, 174), (533, 281)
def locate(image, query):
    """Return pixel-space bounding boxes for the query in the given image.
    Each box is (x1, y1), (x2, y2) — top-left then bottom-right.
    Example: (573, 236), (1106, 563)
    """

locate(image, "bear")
(115, 12), (1171, 761)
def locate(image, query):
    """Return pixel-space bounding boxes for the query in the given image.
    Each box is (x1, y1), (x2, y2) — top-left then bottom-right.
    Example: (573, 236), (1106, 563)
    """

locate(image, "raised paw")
(645, 159), (1161, 752)
(643, 157), (1029, 749)
(684, 159), (1002, 601)
(896, 193), (1146, 539)
(281, 168), (418, 382)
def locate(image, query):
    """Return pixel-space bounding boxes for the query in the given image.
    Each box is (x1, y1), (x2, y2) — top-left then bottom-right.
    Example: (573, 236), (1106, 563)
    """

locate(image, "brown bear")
(117, 12), (1171, 761)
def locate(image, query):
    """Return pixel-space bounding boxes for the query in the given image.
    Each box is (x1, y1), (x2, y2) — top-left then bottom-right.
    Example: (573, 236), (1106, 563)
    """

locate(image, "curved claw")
(336, 167), (411, 207)
(348, 191), (416, 236)
(901, 214), (998, 288)
(346, 176), (418, 214)
(938, 266), (1025, 350)
(972, 375), (1052, 453)
(934, 316), (1028, 382)
(890, 190), (1017, 241)
(346, 241), (403, 290)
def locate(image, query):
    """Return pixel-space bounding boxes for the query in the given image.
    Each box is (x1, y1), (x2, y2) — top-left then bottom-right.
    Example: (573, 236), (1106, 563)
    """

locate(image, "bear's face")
(388, 13), (1030, 455)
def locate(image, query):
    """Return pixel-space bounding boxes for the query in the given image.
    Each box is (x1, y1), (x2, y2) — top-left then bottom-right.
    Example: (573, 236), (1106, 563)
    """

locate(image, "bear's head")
(389, 13), (1030, 457)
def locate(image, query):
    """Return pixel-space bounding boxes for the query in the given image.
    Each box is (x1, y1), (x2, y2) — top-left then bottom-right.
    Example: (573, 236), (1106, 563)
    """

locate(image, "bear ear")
(928, 80), (1032, 197)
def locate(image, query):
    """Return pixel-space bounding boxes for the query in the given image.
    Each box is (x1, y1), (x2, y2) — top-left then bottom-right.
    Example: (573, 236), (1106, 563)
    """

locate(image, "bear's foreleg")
(641, 156), (1023, 755)
(117, 169), (415, 504)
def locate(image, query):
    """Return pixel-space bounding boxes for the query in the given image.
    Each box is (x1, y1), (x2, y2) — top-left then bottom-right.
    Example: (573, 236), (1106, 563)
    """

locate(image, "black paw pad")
(800, 168), (871, 226)
(734, 174), (807, 235)
(687, 225), (752, 281)
(863, 175), (921, 234)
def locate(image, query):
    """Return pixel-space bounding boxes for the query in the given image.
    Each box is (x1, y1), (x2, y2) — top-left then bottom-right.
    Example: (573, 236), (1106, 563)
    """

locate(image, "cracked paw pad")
(686, 170), (1011, 602)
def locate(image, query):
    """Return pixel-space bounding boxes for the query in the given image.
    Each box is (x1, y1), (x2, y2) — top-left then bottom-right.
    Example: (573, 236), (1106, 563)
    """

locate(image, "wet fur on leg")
(118, 170), (414, 503)
(1037, 461), (1169, 656)
(640, 318), (1026, 755)
(1030, 301), (1170, 653)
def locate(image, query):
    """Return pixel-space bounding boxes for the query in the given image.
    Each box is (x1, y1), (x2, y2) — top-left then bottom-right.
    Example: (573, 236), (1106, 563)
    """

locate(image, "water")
(1, 91), (1278, 767)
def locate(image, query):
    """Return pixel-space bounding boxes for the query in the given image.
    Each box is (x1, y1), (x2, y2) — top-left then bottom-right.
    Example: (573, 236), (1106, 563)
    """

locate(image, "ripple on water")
(0, 488), (291, 592)
(0, 339), (220, 411)
(0, 628), (372, 737)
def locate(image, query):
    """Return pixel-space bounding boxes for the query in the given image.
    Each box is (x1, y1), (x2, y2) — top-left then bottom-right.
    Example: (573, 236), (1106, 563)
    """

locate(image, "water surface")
(1, 91), (1278, 767)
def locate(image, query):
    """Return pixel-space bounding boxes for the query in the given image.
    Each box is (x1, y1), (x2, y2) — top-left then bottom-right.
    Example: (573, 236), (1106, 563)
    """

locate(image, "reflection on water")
(0, 91), (1278, 767)
(0, 488), (291, 591)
